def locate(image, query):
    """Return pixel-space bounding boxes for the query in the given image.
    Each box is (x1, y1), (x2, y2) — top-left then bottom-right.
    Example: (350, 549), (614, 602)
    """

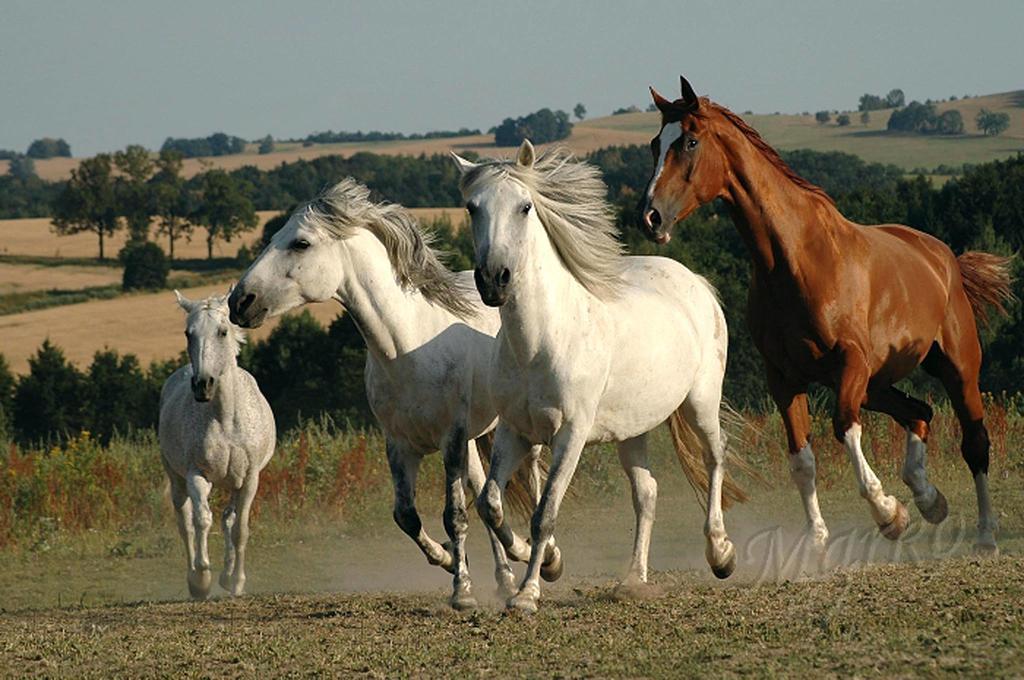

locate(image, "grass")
(0, 402), (1022, 675)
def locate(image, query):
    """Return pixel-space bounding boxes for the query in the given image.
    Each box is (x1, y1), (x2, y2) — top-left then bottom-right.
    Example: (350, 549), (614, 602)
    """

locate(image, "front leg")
(442, 426), (476, 610)
(510, 423), (589, 613)
(467, 437), (517, 600)
(475, 423), (535, 561)
(386, 439), (453, 572)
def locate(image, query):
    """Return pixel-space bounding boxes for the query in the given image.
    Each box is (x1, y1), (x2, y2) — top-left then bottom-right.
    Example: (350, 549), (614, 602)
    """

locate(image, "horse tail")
(668, 406), (754, 511)
(956, 251), (1015, 328)
(475, 431), (547, 520)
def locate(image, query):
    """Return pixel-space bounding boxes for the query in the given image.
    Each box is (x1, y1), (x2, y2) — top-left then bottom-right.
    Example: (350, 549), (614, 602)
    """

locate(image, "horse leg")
(467, 437), (517, 600)
(227, 474), (258, 596)
(441, 426), (476, 610)
(185, 470), (214, 599)
(475, 423), (535, 566)
(219, 492), (237, 592)
(766, 369), (829, 553)
(833, 345), (908, 540)
(865, 387), (948, 524)
(386, 439), (453, 572)
(616, 434), (657, 585)
(508, 424), (588, 613)
(681, 391), (736, 578)
(525, 445), (563, 581)
(922, 324), (997, 553)
(167, 469), (196, 590)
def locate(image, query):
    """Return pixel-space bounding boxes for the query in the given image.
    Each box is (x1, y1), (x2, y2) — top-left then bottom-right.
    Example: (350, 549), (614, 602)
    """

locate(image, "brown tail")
(668, 408), (750, 511)
(475, 432), (547, 520)
(957, 251), (1015, 328)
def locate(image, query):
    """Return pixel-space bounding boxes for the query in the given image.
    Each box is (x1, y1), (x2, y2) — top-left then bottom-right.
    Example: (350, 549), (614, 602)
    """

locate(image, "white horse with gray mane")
(159, 291), (275, 599)
(227, 179), (555, 609)
(453, 141), (748, 613)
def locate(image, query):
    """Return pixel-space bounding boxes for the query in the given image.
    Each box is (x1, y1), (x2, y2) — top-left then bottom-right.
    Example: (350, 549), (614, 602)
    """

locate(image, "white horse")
(453, 141), (748, 613)
(159, 291), (275, 599)
(227, 179), (554, 609)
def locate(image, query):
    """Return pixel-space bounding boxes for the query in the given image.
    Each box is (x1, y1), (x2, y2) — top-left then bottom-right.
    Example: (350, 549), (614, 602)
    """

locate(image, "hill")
(3, 91), (1021, 182)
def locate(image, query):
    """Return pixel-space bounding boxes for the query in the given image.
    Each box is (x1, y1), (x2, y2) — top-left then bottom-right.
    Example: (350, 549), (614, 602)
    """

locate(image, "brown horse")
(638, 76), (1013, 554)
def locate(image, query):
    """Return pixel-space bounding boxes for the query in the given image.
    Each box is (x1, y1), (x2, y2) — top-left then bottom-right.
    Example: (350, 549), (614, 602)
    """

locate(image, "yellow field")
(3, 91), (1020, 181)
(0, 208), (465, 260)
(0, 263), (122, 295)
(0, 281), (341, 374)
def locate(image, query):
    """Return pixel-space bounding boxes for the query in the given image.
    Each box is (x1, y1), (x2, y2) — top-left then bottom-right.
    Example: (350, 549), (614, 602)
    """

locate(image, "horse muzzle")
(474, 266), (511, 307)
(191, 376), (215, 402)
(639, 205), (671, 245)
(227, 286), (267, 328)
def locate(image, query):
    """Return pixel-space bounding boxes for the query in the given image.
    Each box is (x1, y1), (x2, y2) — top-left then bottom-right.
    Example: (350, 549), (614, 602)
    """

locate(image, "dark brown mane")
(703, 100), (835, 206)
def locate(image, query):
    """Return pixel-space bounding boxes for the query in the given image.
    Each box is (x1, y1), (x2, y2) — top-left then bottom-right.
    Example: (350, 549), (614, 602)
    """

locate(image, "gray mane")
(299, 179), (477, 319)
(460, 147), (626, 300)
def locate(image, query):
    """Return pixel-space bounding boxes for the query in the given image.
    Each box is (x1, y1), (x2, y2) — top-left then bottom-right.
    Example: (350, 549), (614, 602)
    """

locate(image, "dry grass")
(4, 92), (1020, 183)
(0, 263), (122, 295)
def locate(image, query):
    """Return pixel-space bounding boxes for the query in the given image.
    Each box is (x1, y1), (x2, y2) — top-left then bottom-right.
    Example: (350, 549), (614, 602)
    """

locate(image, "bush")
(120, 242), (169, 291)
(493, 108), (573, 146)
(26, 137), (71, 159)
(13, 341), (86, 444)
(815, 111), (831, 125)
(258, 135), (275, 155)
(837, 114), (851, 127)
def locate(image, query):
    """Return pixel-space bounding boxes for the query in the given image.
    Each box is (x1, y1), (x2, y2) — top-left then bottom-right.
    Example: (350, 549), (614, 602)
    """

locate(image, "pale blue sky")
(1, 0), (1020, 156)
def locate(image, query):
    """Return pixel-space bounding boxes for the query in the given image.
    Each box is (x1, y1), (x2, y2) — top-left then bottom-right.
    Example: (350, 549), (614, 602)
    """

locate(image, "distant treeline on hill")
(300, 128), (481, 145)
(160, 133), (248, 158)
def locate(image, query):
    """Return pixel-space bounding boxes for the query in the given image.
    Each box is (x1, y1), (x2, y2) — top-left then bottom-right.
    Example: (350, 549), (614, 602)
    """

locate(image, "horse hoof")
(710, 549), (736, 580)
(973, 541), (999, 557)
(918, 489), (948, 525)
(450, 592), (478, 611)
(218, 572), (232, 592)
(507, 592), (538, 614)
(188, 570), (211, 600)
(540, 547), (563, 582)
(879, 502), (909, 541)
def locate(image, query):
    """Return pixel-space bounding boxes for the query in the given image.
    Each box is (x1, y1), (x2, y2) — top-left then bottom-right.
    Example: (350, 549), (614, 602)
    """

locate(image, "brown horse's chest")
(748, 282), (841, 384)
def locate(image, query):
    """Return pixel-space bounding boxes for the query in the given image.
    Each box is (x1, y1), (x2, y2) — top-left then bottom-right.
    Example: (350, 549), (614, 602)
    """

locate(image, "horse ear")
(449, 151), (477, 175)
(680, 75), (700, 111)
(650, 85), (673, 113)
(174, 289), (193, 312)
(517, 139), (536, 168)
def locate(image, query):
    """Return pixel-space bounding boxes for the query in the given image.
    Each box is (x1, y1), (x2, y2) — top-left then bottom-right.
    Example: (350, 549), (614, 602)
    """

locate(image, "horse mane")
(460, 147), (626, 300)
(703, 100), (836, 206)
(300, 179), (477, 319)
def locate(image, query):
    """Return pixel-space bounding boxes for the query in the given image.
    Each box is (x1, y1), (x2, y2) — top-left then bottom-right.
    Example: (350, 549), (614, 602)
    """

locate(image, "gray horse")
(159, 291), (275, 599)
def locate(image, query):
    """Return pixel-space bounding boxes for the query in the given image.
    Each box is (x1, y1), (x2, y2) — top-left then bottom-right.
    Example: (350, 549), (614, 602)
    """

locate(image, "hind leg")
(766, 369), (829, 553)
(617, 434), (658, 585)
(185, 470), (214, 599)
(923, 324), (998, 552)
(441, 426), (476, 610)
(833, 344), (908, 540)
(386, 439), (454, 572)
(467, 437), (517, 599)
(865, 387), (948, 524)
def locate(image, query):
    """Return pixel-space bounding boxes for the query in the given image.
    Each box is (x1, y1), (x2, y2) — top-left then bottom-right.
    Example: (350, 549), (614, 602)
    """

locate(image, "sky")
(1, 0), (1021, 156)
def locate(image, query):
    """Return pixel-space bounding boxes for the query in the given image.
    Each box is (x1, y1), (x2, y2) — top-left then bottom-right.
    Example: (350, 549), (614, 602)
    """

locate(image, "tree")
(885, 89), (906, 108)
(8, 155), (36, 180)
(858, 93), (886, 111)
(192, 169), (258, 259)
(26, 137), (71, 158)
(0, 354), (14, 440)
(258, 135), (275, 154)
(860, 110), (870, 125)
(120, 241), (169, 290)
(151, 149), (193, 260)
(935, 110), (964, 135)
(114, 145), (155, 243)
(84, 349), (154, 443)
(52, 153), (119, 260)
(13, 340), (86, 443)
(837, 114), (851, 127)
(573, 103), (586, 121)
(815, 111), (831, 125)
(976, 108), (1010, 136)
(493, 108), (573, 146)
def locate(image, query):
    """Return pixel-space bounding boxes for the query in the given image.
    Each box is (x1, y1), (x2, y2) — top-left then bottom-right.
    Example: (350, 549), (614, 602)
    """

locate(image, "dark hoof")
(879, 502), (909, 541)
(918, 489), (948, 525)
(540, 546), (563, 582)
(711, 551), (736, 580)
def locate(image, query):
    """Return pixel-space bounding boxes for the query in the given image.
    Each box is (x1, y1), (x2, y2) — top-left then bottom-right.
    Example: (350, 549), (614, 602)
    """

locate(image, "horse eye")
(219, 329), (228, 337)
(521, 202), (533, 215)
(291, 239), (311, 251)
(686, 137), (699, 150)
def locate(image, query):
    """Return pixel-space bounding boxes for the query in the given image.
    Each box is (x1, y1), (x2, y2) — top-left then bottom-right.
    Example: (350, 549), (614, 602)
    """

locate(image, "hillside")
(5, 91), (1021, 181)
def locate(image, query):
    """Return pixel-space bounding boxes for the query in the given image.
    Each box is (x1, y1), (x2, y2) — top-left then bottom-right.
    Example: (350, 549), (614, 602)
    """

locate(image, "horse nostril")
(497, 268), (511, 287)
(237, 293), (256, 314)
(645, 209), (662, 229)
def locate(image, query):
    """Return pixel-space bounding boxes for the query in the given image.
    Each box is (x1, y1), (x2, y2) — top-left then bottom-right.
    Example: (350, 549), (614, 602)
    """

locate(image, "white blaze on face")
(647, 123), (683, 199)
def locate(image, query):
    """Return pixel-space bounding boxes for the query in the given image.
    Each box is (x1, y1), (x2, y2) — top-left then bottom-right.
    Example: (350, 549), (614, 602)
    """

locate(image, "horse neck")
(716, 125), (846, 276)
(499, 219), (591, 365)
(336, 230), (452, 365)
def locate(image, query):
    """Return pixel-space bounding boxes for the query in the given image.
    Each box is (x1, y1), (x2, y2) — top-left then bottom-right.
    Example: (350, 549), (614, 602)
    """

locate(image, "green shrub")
(120, 242), (169, 291)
